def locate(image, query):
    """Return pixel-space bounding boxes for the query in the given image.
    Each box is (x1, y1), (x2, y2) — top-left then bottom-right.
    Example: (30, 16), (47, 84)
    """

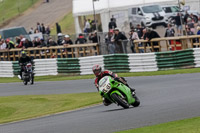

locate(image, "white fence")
(0, 61), (14, 77)
(128, 53), (158, 72)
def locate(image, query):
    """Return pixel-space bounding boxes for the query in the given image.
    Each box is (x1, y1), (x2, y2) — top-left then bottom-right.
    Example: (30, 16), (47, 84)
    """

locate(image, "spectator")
(84, 19), (91, 33)
(41, 23), (46, 34)
(56, 22), (62, 34)
(46, 25), (51, 35)
(186, 27), (197, 47)
(5, 39), (15, 49)
(112, 28), (127, 53)
(174, 13), (183, 35)
(24, 39), (33, 48)
(57, 33), (63, 45)
(16, 38), (25, 48)
(145, 28), (160, 52)
(197, 26), (200, 35)
(187, 17), (195, 34)
(184, 11), (190, 24)
(29, 27), (34, 34)
(108, 18), (117, 30)
(36, 22), (42, 33)
(136, 24), (143, 39)
(0, 39), (7, 50)
(40, 39), (47, 47)
(75, 33), (87, 44)
(89, 31), (98, 43)
(62, 35), (73, 58)
(90, 20), (97, 32)
(131, 29), (144, 53)
(105, 30), (115, 54)
(47, 38), (57, 47)
(33, 38), (42, 47)
(15, 37), (21, 46)
(164, 24), (175, 37)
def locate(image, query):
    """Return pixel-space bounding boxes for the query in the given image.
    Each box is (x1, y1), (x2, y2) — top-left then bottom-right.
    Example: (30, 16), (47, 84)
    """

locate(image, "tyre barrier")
(0, 49), (200, 77)
(193, 48), (200, 68)
(128, 53), (158, 72)
(0, 61), (14, 77)
(34, 59), (57, 76)
(79, 55), (104, 75)
(156, 49), (195, 70)
(57, 58), (80, 75)
(104, 54), (130, 73)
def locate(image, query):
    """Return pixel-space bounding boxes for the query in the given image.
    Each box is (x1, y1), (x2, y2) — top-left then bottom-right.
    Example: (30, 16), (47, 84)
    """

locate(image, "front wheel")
(111, 93), (129, 109)
(30, 73), (34, 85)
(132, 95), (140, 107)
(23, 80), (27, 85)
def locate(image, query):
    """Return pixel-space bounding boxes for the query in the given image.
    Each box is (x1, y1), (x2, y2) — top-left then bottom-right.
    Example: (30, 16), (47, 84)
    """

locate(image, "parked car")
(162, 5), (200, 22)
(0, 26), (31, 41)
(128, 4), (168, 29)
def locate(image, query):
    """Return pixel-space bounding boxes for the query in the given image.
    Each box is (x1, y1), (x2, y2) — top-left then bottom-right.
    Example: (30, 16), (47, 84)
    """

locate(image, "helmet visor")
(93, 69), (101, 76)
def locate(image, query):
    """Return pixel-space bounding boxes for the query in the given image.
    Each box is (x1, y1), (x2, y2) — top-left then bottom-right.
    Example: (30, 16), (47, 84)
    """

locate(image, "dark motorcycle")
(22, 63), (34, 85)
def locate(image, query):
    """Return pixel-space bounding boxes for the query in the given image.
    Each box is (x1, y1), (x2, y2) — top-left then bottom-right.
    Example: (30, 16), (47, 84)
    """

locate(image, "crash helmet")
(92, 64), (102, 76)
(21, 51), (27, 58)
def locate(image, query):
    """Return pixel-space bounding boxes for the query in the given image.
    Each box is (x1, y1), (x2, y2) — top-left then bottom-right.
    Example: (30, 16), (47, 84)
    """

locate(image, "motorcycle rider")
(18, 51), (32, 80)
(92, 64), (135, 106)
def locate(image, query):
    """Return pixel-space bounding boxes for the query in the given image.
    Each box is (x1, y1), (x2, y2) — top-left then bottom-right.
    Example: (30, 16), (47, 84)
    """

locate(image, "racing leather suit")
(94, 70), (134, 106)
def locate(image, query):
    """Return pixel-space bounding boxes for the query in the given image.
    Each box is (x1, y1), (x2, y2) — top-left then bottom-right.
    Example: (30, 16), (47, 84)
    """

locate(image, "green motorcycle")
(98, 76), (140, 109)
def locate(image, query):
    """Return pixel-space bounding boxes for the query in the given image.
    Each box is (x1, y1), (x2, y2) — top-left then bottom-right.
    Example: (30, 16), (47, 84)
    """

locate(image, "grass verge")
(116, 117), (200, 133)
(0, 0), (40, 26)
(0, 92), (101, 124)
(50, 12), (75, 35)
(0, 68), (200, 83)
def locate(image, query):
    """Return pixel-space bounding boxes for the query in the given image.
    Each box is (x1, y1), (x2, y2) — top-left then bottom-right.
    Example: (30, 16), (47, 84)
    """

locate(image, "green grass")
(0, 68), (200, 83)
(50, 12), (75, 35)
(0, 92), (101, 124)
(116, 117), (200, 133)
(0, 0), (39, 25)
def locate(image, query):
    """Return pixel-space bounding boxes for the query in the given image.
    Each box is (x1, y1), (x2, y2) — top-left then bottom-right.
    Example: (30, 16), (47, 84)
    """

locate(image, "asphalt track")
(0, 73), (200, 133)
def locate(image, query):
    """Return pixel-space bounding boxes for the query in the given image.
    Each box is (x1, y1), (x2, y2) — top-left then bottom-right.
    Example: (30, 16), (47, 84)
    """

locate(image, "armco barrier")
(104, 54), (130, 73)
(156, 49), (195, 70)
(193, 48), (200, 67)
(57, 58), (80, 75)
(34, 59), (57, 76)
(79, 55), (104, 75)
(0, 61), (14, 77)
(128, 53), (158, 72)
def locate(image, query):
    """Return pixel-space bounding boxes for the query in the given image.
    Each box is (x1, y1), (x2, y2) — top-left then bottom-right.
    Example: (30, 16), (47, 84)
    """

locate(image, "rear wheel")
(132, 95), (140, 107)
(111, 93), (129, 109)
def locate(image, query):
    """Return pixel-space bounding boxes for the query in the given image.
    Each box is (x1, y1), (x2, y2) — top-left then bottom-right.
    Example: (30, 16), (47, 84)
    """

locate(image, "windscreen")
(2, 27), (28, 39)
(142, 5), (162, 13)
(171, 6), (180, 12)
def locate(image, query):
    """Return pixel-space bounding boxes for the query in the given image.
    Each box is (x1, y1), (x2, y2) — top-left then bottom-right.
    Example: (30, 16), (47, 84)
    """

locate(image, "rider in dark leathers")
(18, 51), (32, 80)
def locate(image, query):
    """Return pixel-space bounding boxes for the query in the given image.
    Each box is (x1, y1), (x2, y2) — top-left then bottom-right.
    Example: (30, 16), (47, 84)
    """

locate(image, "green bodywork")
(99, 76), (135, 105)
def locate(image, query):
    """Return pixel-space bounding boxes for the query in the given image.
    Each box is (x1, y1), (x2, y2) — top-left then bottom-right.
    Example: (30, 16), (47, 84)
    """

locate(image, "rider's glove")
(114, 77), (120, 81)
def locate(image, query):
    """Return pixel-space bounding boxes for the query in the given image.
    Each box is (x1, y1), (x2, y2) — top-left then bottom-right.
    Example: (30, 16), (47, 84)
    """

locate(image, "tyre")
(141, 22), (145, 27)
(194, 16), (198, 23)
(30, 73), (34, 85)
(132, 95), (140, 107)
(111, 93), (129, 109)
(23, 80), (27, 85)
